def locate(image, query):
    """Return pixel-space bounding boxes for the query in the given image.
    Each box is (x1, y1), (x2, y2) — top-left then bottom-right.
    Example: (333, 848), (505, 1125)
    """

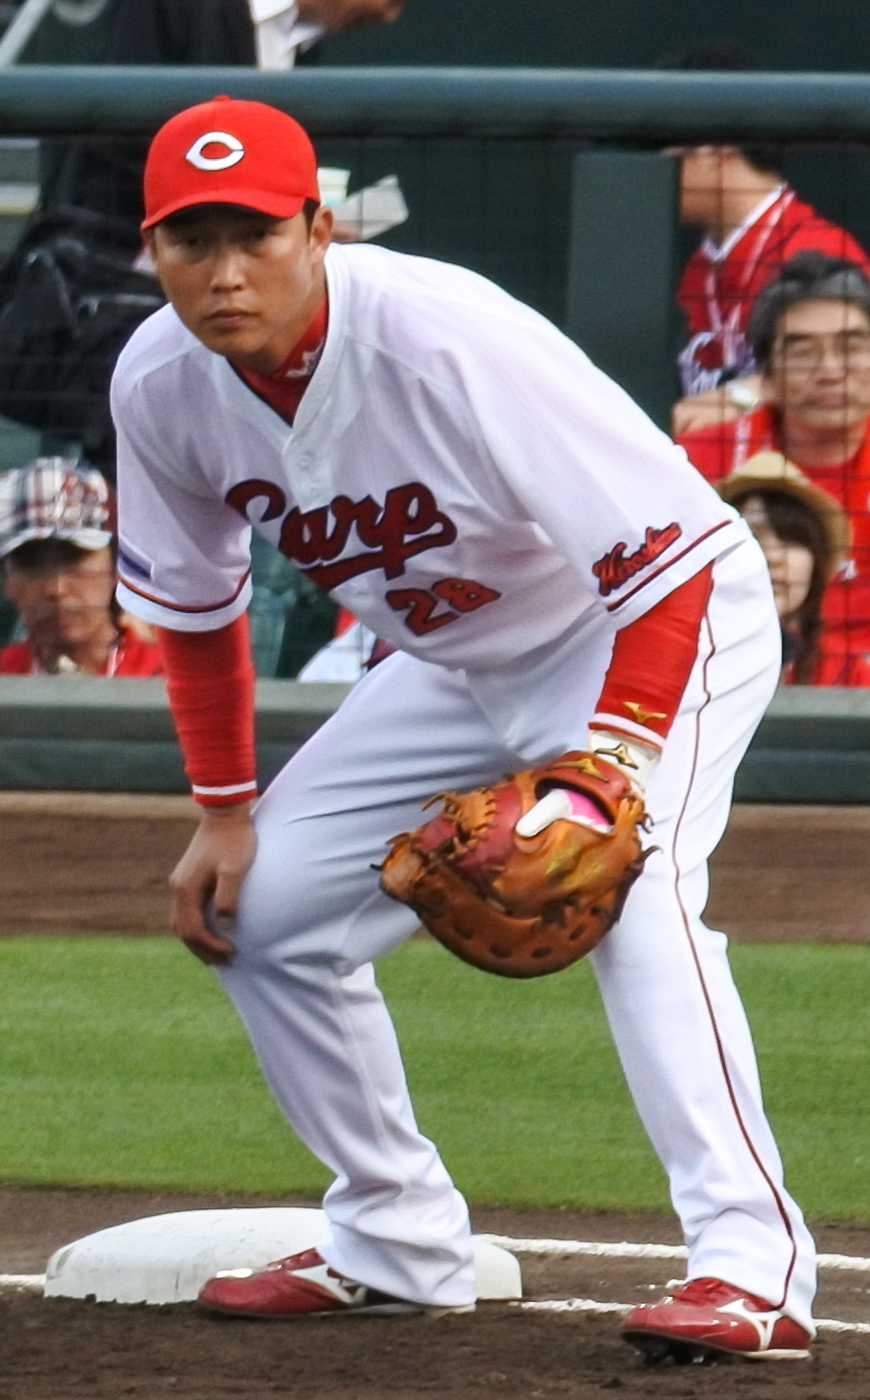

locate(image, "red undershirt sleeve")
(589, 565), (714, 752)
(156, 615), (258, 807)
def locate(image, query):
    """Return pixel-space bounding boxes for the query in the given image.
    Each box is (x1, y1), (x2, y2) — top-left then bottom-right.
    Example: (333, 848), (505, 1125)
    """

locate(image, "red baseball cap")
(142, 96), (321, 230)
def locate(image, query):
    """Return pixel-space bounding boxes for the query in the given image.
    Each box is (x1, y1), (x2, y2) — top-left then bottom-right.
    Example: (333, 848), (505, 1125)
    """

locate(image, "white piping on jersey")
(119, 567), (252, 616)
(191, 781), (258, 797)
(604, 520), (733, 612)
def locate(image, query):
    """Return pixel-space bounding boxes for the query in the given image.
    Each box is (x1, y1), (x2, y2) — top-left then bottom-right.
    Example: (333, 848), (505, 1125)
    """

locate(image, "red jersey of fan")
(678, 406), (870, 664)
(786, 645), (870, 687)
(677, 185), (870, 396)
(0, 625), (163, 675)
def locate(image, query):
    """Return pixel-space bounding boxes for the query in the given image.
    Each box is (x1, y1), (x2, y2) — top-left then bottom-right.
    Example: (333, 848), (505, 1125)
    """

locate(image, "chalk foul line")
(482, 1235), (870, 1273)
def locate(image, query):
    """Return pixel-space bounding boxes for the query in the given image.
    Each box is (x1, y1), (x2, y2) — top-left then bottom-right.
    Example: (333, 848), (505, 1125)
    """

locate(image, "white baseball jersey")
(113, 243), (745, 664)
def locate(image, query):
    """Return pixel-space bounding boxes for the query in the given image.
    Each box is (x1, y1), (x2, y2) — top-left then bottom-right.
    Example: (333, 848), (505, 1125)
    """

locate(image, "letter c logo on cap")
(185, 131), (245, 172)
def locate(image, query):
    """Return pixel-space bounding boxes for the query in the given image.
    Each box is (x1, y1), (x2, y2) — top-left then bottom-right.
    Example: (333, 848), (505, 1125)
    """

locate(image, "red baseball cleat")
(621, 1276), (812, 1363)
(198, 1246), (474, 1319)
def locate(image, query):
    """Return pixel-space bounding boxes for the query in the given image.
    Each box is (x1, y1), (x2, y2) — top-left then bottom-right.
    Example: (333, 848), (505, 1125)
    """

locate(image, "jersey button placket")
(290, 447), (318, 509)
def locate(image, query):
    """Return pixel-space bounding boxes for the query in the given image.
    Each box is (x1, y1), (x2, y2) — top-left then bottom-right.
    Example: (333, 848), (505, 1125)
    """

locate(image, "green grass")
(0, 937), (328, 1197)
(730, 945), (870, 1220)
(0, 937), (867, 1218)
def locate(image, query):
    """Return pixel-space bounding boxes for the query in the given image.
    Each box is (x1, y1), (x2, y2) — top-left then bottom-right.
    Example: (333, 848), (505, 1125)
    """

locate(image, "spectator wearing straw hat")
(717, 452), (870, 686)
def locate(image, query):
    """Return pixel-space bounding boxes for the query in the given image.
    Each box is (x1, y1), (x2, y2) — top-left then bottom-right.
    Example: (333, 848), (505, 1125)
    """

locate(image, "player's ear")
(309, 205), (333, 255)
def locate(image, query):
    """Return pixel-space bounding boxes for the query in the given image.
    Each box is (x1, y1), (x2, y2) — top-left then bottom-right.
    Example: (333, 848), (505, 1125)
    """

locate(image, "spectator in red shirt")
(0, 459), (162, 676)
(717, 453), (870, 686)
(678, 251), (870, 672)
(664, 45), (870, 436)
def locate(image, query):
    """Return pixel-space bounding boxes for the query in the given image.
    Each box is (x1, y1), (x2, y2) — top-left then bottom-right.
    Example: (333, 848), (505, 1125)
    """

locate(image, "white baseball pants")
(218, 542), (817, 1328)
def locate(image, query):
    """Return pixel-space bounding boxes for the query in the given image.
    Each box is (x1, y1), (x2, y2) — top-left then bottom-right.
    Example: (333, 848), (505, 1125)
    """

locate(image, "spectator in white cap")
(0, 459), (162, 677)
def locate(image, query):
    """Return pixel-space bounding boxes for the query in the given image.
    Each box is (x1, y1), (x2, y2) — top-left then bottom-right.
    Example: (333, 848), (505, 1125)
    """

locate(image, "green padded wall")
(0, 678), (868, 802)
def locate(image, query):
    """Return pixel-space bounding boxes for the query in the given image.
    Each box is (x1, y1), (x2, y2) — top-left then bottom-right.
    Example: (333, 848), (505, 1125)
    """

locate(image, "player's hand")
(515, 734), (660, 836)
(515, 785), (614, 836)
(169, 802), (257, 967)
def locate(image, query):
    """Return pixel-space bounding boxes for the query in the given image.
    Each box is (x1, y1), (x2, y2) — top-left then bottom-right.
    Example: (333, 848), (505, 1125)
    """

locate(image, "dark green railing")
(3, 67), (870, 140)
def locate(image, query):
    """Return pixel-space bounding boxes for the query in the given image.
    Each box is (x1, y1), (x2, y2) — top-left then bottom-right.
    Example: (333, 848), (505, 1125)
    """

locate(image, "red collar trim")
(235, 300), (328, 386)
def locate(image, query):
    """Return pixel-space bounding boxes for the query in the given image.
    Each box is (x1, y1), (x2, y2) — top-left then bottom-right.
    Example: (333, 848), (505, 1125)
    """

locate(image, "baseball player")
(112, 97), (816, 1361)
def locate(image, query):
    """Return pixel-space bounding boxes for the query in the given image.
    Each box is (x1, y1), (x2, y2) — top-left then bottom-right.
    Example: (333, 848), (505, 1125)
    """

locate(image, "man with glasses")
(668, 145), (870, 437)
(0, 459), (162, 675)
(678, 250), (870, 677)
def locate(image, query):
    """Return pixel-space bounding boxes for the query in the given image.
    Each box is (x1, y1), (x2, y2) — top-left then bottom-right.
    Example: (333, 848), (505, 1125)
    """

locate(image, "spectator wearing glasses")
(0, 459), (162, 676)
(678, 250), (870, 674)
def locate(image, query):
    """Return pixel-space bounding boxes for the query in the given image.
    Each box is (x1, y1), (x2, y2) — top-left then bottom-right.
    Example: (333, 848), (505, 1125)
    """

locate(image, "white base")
(44, 1207), (521, 1306)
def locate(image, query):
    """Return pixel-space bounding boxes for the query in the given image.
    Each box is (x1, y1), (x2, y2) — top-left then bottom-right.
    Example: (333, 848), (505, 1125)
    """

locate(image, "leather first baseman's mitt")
(379, 752), (652, 978)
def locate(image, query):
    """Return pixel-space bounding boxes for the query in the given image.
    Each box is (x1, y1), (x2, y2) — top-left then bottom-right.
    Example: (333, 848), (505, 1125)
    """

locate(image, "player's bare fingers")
(170, 886), (236, 965)
(174, 915), (235, 966)
(212, 871), (244, 929)
(209, 825), (257, 935)
(179, 929), (234, 967)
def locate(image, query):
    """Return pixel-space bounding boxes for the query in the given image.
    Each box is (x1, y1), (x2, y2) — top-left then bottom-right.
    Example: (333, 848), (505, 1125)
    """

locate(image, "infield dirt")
(2, 794), (869, 942)
(2, 1186), (870, 1400)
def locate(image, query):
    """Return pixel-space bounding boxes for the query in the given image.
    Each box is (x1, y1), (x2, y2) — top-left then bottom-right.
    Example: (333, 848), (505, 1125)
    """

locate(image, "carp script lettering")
(225, 480), (457, 590)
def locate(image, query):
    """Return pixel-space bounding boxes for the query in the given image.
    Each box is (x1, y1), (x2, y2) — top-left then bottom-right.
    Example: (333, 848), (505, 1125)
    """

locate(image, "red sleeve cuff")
(156, 615), (257, 807)
(593, 565), (714, 743)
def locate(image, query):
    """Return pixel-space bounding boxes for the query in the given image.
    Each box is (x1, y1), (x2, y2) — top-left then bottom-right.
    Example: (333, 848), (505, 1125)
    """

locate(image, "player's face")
(763, 299), (870, 438)
(3, 543), (116, 650)
(738, 495), (815, 620)
(298, 0), (406, 31)
(148, 205), (333, 375)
